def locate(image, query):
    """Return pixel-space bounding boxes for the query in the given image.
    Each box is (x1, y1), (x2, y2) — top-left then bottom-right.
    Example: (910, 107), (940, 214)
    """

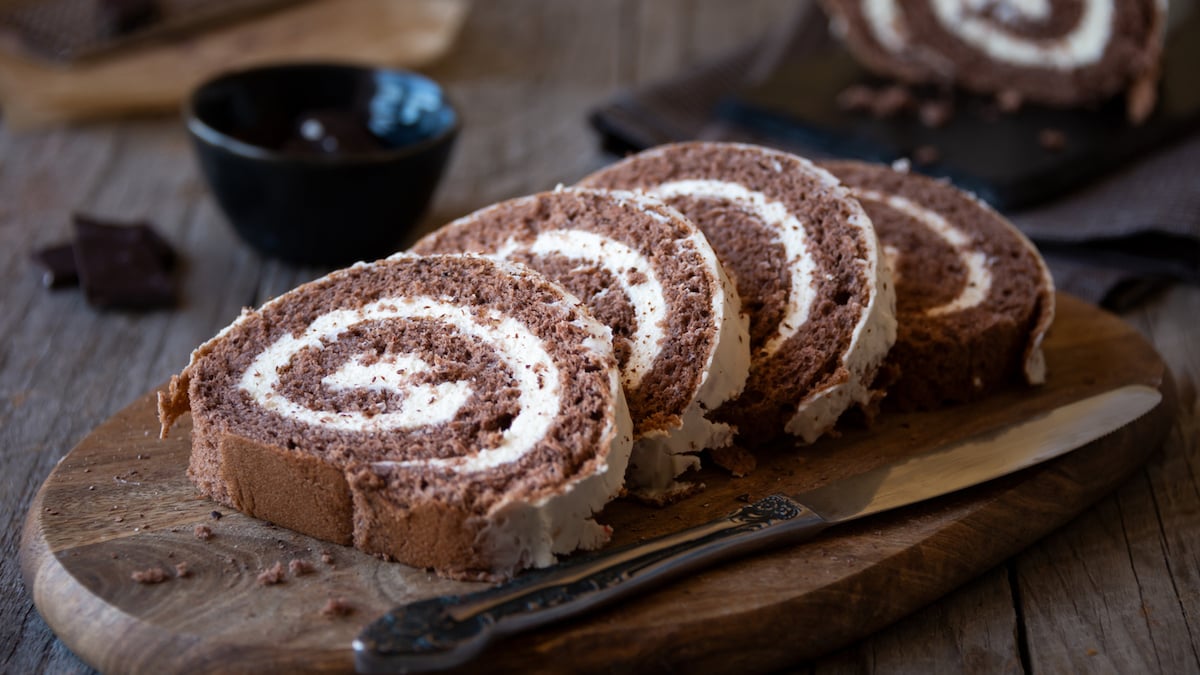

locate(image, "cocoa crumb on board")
(321, 551), (335, 565)
(210, 510), (223, 520)
(917, 99), (954, 128)
(193, 524), (213, 540)
(710, 445), (757, 478)
(175, 561), (191, 578)
(913, 145), (940, 166)
(257, 562), (286, 586)
(320, 598), (354, 617)
(996, 89), (1023, 114)
(1039, 128), (1067, 151)
(131, 567), (170, 584)
(289, 559), (315, 576)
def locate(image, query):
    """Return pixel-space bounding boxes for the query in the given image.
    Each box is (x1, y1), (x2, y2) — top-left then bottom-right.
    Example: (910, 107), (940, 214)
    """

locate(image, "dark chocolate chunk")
(71, 215), (178, 310)
(31, 243), (80, 289)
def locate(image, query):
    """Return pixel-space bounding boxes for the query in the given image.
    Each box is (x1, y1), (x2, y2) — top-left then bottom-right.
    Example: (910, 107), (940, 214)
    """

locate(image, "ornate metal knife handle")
(354, 494), (829, 673)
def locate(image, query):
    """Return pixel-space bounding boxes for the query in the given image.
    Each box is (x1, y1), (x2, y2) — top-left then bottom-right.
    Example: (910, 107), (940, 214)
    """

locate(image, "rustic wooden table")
(2, 2), (1197, 673)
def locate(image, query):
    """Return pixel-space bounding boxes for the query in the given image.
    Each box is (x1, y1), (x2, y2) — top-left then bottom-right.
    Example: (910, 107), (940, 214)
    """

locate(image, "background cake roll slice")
(817, 0), (1167, 122)
(412, 187), (750, 503)
(581, 142), (897, 446)
(158, 254), (632, 581)
(820, 159), (1056, 410)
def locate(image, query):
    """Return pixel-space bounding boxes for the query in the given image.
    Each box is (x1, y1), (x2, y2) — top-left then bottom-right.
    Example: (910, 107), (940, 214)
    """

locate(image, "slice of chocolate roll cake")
(818, 0), (1166, 122)
(158, 254), (632, 581)
(581, 142), (897, 447)
(820, 159), (1055, 409)
(412, 187), (749, 503)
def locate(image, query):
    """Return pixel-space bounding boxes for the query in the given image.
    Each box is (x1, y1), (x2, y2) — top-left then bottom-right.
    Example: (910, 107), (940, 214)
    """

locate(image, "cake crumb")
(1039, 128), (1067, 151)
(257, 562), (286, 586)
(872, 85), (914, 118)
(912, 145), (940, 166)
(711, 445), (757, 478)
(131, 567), (170, 584)
(321, 598), (355, 617)
(289, 559), (315, 576)
(321, 551), (335, 565)
(174, 561), (191, 578)
(996, 89), (1023, 113)
(917, 99), (953, 128)
(210, 510), (223, 520)
(193, 524), (213, 540)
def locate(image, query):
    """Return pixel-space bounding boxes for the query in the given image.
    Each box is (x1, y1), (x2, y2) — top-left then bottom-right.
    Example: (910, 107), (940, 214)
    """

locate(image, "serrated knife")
(354, 383), (1162, 673)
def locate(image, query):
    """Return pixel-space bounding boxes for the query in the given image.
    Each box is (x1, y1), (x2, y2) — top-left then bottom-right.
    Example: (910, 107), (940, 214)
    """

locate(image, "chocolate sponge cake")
(158, 254), (632, 581)
(820, 159), (1055, 409)
(818, 0), (1166, 122)
(581, 142), (897, 446)
(412, 187), (749, 503)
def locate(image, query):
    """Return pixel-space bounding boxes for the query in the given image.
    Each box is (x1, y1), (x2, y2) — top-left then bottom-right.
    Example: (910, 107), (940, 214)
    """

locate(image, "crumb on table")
(257, 562), (286, 586)
(320, 598), (354, 617)
(131, 567), (170, 584)
(193, 524), (213, 540)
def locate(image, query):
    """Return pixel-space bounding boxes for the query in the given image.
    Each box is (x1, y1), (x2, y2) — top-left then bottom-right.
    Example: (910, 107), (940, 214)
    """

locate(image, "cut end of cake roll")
(818, 0), (1167, 122)
(411, 187), (750, 503)
(820, 159), (1056, 410)
(159, 254), (633, 581)
(581, 142), (898, 447)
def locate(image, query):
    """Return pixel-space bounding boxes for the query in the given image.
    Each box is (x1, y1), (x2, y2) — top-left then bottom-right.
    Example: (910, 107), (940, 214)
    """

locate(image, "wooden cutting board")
(20, 293), (1175, 674)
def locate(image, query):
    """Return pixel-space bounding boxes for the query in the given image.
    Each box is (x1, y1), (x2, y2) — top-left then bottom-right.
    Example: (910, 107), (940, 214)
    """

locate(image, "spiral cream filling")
(239, 295), (561, 473)
(494, 228), (668, 390)
(651, 179), (816, 359)
(853, 189), (991, 316)
(863, 0), (1114, 69)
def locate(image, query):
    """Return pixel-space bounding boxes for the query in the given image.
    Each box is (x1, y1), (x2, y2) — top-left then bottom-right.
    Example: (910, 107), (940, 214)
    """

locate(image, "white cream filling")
(651, 179), (815, 359)
(475, 317), (634, 572)
(854, 189), (992, 317)
(495, 227), (667, 390)
(624, 216), (750, 500)
(783, 207), (898, 444)
(239, 295), (561, 473)
(322, 353), (472, 425)
(862, 0), (1114, 69)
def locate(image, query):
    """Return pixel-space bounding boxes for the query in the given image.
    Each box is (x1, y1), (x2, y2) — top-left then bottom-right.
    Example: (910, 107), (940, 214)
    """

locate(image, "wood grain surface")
(3, 2), (1199, 674)
(18, 294), (1176, 674)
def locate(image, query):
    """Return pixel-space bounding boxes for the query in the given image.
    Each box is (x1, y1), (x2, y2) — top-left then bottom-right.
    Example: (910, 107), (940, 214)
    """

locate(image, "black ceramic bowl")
(186, 62), (458, 265)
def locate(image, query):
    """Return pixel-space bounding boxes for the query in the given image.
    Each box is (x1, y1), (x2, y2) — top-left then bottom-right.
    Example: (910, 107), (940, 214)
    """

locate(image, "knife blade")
(353, 383), (1162, 673)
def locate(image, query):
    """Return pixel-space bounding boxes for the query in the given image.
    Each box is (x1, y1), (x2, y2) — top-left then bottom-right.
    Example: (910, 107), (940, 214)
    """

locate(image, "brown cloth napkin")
(589, 5), (1200, 311)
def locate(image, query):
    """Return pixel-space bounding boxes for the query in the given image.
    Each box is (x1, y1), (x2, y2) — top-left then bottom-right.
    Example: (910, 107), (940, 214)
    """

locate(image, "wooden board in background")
(19, 293), (1176, 674)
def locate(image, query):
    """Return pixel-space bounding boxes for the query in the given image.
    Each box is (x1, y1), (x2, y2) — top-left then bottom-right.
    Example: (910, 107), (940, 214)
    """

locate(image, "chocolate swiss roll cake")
(581, 142), (897, 446)
(412, 187), (749, 503)
(820, 159), (1055, 410)
(158, 254), (633, 581)
(818, 0), (1167, 122)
